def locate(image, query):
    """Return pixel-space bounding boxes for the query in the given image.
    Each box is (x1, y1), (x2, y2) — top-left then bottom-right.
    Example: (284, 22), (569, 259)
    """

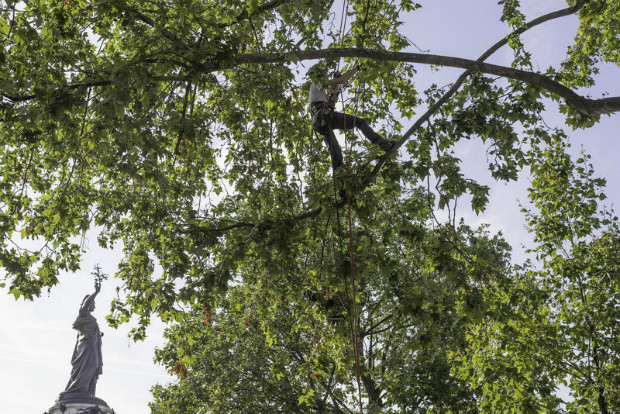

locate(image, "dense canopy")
(2, 0), (620, 412)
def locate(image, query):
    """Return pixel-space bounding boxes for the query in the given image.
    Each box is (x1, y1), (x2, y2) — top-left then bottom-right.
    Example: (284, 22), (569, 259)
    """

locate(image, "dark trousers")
(314, 110), (384, 170)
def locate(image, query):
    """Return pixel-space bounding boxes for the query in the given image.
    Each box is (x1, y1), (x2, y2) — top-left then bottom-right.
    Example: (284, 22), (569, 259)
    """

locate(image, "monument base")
(45, 402), (115, 414)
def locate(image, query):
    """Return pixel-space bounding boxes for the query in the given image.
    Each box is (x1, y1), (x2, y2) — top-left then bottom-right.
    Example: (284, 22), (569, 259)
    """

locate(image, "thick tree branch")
(7, 48), (615, 115)
(7, 48), (614, 115)
(367, 0), (589, 184)
(224, 48), (615, 116)
(1, 75), (188, 103)
(193, 198), (345, 235)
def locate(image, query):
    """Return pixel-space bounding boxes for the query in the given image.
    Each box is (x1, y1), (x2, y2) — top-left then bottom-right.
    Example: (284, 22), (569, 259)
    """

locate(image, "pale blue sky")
(1, 1), (618, 413)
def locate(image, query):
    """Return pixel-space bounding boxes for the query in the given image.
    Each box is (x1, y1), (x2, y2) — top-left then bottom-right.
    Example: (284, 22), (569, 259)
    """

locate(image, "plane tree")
(2, 0), (620, 411)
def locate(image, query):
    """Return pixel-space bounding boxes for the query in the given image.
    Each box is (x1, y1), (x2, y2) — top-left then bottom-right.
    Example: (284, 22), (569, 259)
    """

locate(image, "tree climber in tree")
(308, 62), (394, 171)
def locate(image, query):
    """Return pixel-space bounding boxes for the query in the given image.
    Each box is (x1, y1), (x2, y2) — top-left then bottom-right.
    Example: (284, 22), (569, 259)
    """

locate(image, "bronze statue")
(57, 279), (109, 407)
(45, 267), (114, 413)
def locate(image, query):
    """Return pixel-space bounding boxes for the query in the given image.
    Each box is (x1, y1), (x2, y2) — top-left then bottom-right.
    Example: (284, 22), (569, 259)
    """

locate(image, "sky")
(1, 1), (618, 413)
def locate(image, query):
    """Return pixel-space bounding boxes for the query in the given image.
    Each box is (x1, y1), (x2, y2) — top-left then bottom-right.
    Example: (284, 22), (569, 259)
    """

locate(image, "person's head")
(306, 61), (335, 85)
(307, 63), (330, 85)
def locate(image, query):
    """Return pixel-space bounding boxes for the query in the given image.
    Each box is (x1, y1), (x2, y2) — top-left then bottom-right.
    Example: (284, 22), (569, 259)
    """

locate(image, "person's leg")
(331, 111), (385, 144)
(321, 129), (344, 170)
(312, 108), (344, 170)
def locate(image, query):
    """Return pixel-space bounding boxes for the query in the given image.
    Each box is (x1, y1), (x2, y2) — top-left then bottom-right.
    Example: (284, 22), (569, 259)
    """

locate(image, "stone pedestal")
(45, 403), (115, 414)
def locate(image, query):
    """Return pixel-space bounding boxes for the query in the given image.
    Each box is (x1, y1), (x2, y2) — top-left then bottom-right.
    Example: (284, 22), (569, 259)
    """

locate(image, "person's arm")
(326, 63), (360, 88)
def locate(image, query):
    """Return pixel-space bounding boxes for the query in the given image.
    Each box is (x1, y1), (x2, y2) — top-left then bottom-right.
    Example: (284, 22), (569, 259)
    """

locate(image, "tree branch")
(193, 200), (344, 235)
(8, 47), (613, 113)
(127, 8), (191, 52)
(233, 0), (292, 23)
(365, 0), (589, 185)
(480, 0), (586, 62)
(223, 47), (614, 116)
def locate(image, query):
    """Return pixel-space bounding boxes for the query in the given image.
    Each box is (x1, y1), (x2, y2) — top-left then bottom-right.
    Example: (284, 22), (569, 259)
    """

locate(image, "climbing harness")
(309, 101), (332, 136)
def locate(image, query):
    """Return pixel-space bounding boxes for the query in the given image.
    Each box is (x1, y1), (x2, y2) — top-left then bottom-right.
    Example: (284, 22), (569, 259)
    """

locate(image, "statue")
(58, 280), (107, 406)
(46, 267), (114, 414)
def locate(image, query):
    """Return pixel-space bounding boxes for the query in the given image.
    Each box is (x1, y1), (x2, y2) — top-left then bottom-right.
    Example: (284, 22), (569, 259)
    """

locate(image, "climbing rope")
(331, 49), (365, 414)
(341, 78), (364, 414)
(337, 0), (349, 47)
(328, 3), (382, 411)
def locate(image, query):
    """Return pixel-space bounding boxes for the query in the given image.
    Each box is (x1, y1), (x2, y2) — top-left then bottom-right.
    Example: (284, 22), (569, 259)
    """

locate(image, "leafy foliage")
(151, 188), (513, 412)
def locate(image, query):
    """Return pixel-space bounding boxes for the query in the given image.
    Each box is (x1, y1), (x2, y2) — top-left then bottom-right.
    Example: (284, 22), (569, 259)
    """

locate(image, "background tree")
(452, 140), (620, 412)
(2, 0), (620, 412)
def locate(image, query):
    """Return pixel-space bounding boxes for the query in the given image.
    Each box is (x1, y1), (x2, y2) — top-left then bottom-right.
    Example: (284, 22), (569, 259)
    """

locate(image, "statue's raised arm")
(79, 282), (100, 315)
